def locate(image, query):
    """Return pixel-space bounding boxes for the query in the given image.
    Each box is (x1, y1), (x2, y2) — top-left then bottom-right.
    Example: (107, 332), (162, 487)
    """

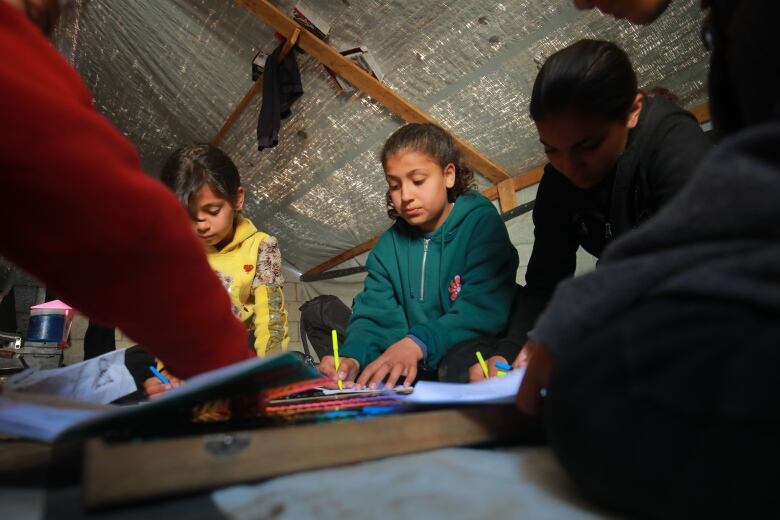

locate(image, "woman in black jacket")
(468, 39), (712, 380)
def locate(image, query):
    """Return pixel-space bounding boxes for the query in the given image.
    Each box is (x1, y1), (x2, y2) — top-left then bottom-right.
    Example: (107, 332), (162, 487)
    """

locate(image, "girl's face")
(188, 184), (244, 249)
(536, 94), (643, 189)
(385, 150), (456, 233)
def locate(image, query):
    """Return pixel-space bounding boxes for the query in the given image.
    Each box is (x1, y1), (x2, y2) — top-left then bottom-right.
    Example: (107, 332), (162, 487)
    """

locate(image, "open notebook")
(0, 354), (526, 441)
(0, 352), (320, 441)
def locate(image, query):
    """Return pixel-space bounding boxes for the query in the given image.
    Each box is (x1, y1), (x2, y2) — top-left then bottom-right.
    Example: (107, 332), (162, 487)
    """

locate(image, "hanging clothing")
(257, 39), (303, 151)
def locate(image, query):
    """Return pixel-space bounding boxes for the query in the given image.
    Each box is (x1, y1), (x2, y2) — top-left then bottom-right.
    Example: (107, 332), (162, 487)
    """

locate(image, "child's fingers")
(384, 363), (405, 389)
(145, 381), (172, 398)
(342, 359), (360, 382)
(318, 356), (337, 378)
(487, 357), (507, 377)
(166, 373), (182, 386)
(403, 364), (418, 387)
(363, 362), (391, 389)
(355, 360), (378, 387)
(468, 362), (486, 382)
(142, 376), (170, 397)
(513, 348), (530, 369)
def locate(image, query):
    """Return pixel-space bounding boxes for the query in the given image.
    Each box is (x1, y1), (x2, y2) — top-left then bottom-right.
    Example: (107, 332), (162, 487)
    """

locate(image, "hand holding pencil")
(316, 355), (360, 389)
(468, 354), (511, 383)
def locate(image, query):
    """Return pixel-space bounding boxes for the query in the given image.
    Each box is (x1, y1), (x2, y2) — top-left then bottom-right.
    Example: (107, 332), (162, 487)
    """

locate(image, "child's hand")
(516, 341), (554, 415)
(356, 337), (423, 389)
(468, 355), (510, 382)
(142, 370), (182, 399)
(513, 339), (539, 369)
(318, 356), (360, 389)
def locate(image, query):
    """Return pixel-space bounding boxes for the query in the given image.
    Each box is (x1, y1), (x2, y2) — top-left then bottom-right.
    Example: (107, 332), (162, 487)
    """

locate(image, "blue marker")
(148, 365), (170, 385)
(495, 361), (513, 371)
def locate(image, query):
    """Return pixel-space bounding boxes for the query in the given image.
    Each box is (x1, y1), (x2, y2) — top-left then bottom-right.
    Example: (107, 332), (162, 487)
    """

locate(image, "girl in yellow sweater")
(145, 144), (289, 395)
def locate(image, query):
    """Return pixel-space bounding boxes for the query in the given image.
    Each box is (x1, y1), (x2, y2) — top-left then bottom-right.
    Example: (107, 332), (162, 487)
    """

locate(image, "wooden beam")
(212, 28), (301, 145)
(483, 166), (545, 203)
(233, 0), (511, 184)
(84, 406), (534, 509)
(497, 178), (517, 213)
(688, 102), (710, 124)
(305, 237), (379, 277)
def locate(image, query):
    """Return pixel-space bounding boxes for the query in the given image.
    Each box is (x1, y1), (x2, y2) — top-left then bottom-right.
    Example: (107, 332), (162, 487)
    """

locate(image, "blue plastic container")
(26, 312), (66, 343)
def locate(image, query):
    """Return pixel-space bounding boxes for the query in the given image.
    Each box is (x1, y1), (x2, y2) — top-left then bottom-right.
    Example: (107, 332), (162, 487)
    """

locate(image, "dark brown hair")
(380, 123), (475, 219)
(159, 144), (242, 213)
(530, 39), (638, 122)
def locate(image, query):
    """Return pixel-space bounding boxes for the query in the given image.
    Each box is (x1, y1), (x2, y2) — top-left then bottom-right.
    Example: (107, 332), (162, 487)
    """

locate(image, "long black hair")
(160, 144), (242, 210)
(530, 39), (638, 122)
(380, 123), (475, 219)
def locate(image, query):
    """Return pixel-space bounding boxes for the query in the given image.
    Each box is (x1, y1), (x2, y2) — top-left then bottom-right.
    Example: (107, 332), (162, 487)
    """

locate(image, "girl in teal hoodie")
(318, 123), (519, 388)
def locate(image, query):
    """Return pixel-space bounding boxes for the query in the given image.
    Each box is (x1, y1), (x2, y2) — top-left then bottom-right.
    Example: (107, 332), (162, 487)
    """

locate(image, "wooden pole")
(232, 0), (511, 183)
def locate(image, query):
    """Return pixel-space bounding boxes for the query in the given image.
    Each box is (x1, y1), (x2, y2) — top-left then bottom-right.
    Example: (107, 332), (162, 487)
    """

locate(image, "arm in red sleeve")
(0, 4), (252, 377)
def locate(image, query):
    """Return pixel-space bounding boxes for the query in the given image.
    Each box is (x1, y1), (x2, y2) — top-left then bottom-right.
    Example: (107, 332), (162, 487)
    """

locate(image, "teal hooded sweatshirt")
(340, 190), (519, 369)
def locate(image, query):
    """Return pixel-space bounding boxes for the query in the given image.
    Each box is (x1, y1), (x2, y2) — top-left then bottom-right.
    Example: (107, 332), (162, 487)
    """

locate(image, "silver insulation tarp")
(53, 0), (709, 272)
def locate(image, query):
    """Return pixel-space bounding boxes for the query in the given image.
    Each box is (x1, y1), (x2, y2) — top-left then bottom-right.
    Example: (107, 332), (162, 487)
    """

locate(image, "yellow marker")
(332, 329), (342, 390)
(476, 351), (489, 379)
(497, 370), (507, 377)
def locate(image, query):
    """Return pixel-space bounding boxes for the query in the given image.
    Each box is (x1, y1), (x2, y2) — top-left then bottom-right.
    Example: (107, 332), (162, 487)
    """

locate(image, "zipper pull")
(605, 222), (613, 240)
(419, 238), (430, 302)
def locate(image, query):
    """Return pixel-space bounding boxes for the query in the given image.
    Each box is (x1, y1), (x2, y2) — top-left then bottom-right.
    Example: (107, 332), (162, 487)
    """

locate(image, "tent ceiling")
(54, 0), (709, 272)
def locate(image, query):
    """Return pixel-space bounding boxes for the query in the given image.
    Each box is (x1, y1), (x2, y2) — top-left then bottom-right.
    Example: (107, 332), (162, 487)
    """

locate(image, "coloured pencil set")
(261, 380), (409, 421)
(190, 375), (409, 425)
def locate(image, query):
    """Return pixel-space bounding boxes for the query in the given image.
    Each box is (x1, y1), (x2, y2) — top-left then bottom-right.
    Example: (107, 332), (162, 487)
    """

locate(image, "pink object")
(30, 300), (76, 348)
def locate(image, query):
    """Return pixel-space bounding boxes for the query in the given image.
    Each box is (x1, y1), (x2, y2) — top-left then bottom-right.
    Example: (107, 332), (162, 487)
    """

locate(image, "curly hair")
(381, 123), (475, 219)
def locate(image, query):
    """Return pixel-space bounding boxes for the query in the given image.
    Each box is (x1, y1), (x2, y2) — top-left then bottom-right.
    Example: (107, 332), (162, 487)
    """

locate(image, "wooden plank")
(304, 236), (379, 277)
(497, 179), (517, 213)
(482, 166), (545, 201)
(688, 102), (710, 124)
(233, 0), (510, 184)
(211, 28), (301, 146)
(84, 406), (532, 509)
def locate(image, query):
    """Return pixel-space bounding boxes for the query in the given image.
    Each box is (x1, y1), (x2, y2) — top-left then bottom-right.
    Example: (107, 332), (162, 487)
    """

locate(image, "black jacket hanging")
(257, 39), (303, 151)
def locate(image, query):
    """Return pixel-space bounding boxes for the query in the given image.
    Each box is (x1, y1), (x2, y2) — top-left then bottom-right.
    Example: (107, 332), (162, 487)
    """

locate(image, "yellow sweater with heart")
(207, 216), (289, 357)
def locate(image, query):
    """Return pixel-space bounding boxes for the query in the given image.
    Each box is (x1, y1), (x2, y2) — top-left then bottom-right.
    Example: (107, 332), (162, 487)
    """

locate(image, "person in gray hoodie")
(517, 1), (780, 517)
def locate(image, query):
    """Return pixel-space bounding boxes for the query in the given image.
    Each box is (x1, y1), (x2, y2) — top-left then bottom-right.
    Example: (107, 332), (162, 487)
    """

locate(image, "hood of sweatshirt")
(393, 190), (494, 243)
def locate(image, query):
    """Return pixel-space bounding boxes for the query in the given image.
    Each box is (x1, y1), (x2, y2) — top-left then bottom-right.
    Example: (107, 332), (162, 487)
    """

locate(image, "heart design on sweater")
(243, 264), (254, 273)
(448, 275), (462, 302)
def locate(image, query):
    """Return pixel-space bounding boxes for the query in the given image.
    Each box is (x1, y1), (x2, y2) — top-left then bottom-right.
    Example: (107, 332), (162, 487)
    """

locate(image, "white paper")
(0, 398), (103, 442)
(4, 349), (136, 404)
(317, 385), (412, 395)
(402, 368), (525, 404)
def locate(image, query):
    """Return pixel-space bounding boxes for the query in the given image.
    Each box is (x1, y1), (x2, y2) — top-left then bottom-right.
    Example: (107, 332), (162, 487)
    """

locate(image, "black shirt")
(497, 94), (713, 359)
